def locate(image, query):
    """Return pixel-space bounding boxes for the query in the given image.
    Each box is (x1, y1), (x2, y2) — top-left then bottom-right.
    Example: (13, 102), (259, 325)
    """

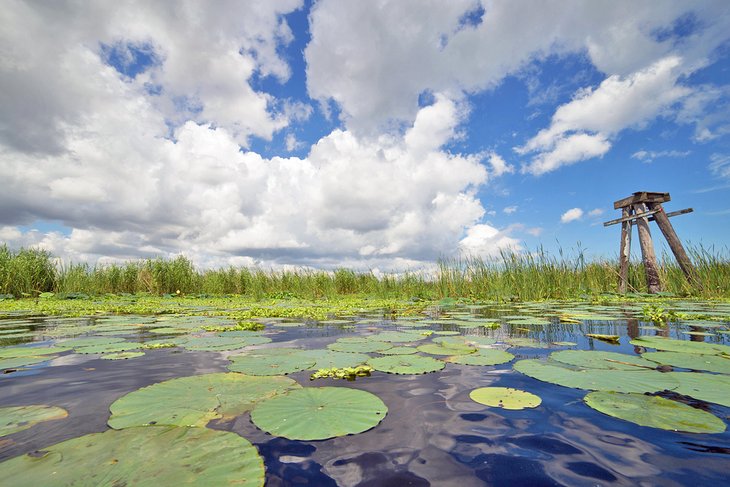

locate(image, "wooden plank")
(647, 203), (699, 287)
(603, 209), (659, 227)
(604, 207), (692, 226)
(613, 191), (670, 209)
(633, 203), (662, 293)
(618, 207), (632, 294)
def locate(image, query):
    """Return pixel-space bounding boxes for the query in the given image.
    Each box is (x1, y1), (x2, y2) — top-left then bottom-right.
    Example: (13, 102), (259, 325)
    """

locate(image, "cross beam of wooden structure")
(603, 191), (696, 294)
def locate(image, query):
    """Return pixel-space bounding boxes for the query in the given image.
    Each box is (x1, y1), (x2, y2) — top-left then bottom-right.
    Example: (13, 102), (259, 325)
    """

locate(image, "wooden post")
(633, 203), (662, 293)
(646, 202), (698, 286)
(618, 207), (632, 293)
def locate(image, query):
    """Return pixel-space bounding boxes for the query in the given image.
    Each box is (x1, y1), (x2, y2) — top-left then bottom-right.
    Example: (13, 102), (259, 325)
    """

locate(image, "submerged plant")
(310, 365), (374, 381)
(642, 304), (679, 325)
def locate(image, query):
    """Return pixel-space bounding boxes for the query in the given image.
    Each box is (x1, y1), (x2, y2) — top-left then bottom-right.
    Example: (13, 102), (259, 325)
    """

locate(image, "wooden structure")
(603, 192), (695, 293)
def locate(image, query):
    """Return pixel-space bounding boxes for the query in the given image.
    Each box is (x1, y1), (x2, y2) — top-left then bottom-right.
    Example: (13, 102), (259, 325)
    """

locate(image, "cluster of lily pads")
(1, 298), (729, 484)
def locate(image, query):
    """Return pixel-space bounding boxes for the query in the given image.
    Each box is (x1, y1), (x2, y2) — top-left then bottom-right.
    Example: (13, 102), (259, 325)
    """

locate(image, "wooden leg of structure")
(633, 203), (662, 293)
(618, 207), (632, 294)
(647, 202), (700, 288)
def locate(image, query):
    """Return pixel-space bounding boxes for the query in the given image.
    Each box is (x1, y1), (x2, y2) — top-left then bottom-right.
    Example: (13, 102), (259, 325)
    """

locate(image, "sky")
(1, 0), (730, 271)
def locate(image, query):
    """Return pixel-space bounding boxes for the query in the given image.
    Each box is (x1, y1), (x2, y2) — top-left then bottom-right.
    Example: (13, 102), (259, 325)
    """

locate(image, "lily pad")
(417, 341), (476, 356)
(642, 351), (730, 374)
(368, 355), (445, 375)
(370, 331), (425, 343)
(298, 349), (370, 369)
(0, 426), (264, 486)
(0, 355), (57, 370)
(584, 391), (726, 434)
(250, 387), (387, 440)
(377, 346), (418, 355)
(74, 342), (143, 354)
(446, 349), (514, 366)
(228, 349), (316, 375)
(108, 372), (300, 429)
(630, 336), (730, 355)
(62, 337), (125, 348)
(0, 405), (68, 437)
(183, 336), (271, 351)
(513, 359), (679, 393)
(101, 351), (145, 360)
(668, 372), (730, 407)
(551, 350), (657, 371)
(328, 341), (392, 353)
(469, 387), (542, 410)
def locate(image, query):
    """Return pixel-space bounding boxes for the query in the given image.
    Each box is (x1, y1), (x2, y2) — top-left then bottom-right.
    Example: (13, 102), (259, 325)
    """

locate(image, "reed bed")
(0, 244), (727, 300)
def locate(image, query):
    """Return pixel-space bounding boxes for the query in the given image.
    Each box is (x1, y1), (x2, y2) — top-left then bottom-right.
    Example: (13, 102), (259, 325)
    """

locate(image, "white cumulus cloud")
(560, 208), (584, 223)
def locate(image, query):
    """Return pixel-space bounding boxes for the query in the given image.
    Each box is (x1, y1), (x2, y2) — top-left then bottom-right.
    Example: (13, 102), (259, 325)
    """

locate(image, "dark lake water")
(1, 302), (729, 486)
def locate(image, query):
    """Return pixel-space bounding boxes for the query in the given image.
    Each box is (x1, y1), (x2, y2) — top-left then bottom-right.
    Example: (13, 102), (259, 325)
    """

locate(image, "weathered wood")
(618, 207), (632, 294)
(647, 207), (693, 222)
(613, 191), (670, 210)
(633, 203), (662, 293)
(605, 207), (693, 226)
(647, 203), (698, 285)
(603, 208), (659, 227)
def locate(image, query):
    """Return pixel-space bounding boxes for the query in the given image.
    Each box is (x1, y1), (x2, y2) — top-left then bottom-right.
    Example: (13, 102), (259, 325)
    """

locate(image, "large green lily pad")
(643, 351), (730, 374)
(470, 387), (542, 410)
(0, 405), (68, 437)
(668, 372), (730, 407)
(513, 359), (679, 393)
(74, 342), (143, 354)
(250, 387), (387, 440)
(328, 341), (392, 353)
(298, 349), (371, 369)
(630, 336), (730, 355)
(584, 391), (726, 434)
(368, 355), (445, 374)
(183, 336), (271, 351)
(417, 340), (476, 356)
(551, 350), (657, 371)
(108, 372), (300, 429)
(0, 426), (264, 486)
(0, 355), (57, 370)
(0, 345), (70, 359)
(445, 349), (514, 366)
(377, 346), (418, 355)
(369, 331), (425, 343)
(228, 349), (316, 375)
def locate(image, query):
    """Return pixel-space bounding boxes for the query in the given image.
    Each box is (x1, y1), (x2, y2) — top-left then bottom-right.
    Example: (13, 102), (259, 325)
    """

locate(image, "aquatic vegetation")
(0, 426), (265, 486)
(469, 387), (542, 410)
(108, 373), (300, 429)
(368, 355), (445, 374)
(642, 304), (680, 325)
(1, 296), (729, 485)
(250, 387), (387, 441)
(228, 348), (316, 376)
(0, 405), (68, 437)
(584, 392), (726, 434)
(310, 365), (374, 381)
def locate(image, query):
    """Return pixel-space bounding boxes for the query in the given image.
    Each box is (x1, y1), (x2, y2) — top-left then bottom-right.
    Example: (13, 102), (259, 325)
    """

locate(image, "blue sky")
(1, 1), (729, 270)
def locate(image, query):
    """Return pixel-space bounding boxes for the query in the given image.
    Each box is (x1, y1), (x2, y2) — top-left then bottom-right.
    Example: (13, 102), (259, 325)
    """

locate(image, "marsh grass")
(0, 244), (727, 300)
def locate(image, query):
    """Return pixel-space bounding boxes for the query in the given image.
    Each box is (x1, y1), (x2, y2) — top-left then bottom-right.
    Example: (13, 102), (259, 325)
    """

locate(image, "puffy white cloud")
(487, 152), (515, 177)
(588, 208), (605, 217)
(519, 57), (690, 174)
(305, 0), (729, 134)
(0, 0), (304, 153)
(502, 206), (518, 214)
(560, 208), (584, 223)
(0, 87), (495, 268)
(459, 224), (520, 257)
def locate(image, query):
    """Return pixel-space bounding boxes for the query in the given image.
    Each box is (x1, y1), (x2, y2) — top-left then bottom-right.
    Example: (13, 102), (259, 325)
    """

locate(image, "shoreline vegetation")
(1, 244), (728, 301)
